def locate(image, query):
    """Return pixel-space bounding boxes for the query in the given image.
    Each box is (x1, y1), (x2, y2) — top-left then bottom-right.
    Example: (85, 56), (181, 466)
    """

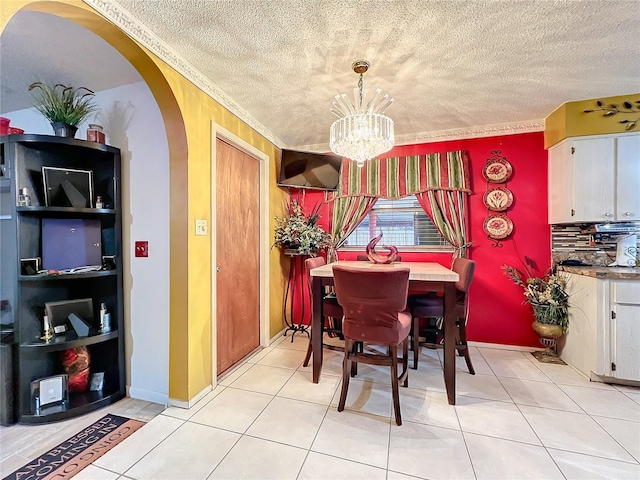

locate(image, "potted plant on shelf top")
(28, 81), (98, 138)
(273, 199), (331, 257)
(503, 261), (569, 355)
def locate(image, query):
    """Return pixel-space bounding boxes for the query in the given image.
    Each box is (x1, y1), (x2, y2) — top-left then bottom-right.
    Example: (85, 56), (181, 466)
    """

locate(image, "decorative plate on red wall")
(482, 157), (513, 183)
(483, 186), (513, 211)
(483, 214), (514, 239)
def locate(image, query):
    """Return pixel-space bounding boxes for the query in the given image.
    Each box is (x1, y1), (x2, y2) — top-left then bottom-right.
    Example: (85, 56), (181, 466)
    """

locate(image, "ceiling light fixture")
(329, 60), (394, 167)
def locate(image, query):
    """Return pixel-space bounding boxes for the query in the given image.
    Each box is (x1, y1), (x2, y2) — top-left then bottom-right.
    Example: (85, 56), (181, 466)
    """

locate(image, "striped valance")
(332, 150), (472, 200)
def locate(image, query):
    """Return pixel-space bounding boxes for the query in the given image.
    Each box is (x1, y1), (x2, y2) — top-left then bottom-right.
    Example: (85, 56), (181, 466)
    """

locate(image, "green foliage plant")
(503, 265), (570, 333)
(28, 82), (98, 126)
(273, 200), (331, 257)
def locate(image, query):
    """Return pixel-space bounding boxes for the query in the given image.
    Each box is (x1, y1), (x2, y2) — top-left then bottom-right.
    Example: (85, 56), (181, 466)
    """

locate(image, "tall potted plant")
(28, 82), (98, 138)
(503, 264), (569, 356)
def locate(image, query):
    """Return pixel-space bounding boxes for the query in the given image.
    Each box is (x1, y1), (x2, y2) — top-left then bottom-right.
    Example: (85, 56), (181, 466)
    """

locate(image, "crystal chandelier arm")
(336, 93), (355, 116)
(377, 97), (395, 115)
(330, 108), (344, 119)
(366, 88), (383, 114)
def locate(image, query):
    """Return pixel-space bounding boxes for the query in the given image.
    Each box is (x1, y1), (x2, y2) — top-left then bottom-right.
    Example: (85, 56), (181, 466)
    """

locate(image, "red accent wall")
(287, 131), (549, 347)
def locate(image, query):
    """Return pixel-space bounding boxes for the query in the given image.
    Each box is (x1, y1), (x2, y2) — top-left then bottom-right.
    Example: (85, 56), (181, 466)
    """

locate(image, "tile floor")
(2, 334), (639, 480)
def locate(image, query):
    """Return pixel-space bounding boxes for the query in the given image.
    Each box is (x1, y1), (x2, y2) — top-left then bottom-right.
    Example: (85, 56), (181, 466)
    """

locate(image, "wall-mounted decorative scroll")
(583, 99), (640, 131)
(482, 151), (514, 247)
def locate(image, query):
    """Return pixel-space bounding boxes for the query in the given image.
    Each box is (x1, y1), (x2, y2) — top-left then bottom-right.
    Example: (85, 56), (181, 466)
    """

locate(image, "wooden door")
(216, 138), (260, 374)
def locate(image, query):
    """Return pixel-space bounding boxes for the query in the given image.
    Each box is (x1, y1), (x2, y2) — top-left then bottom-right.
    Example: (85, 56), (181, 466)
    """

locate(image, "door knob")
(216, 267), (221, 273)
(624, 212), (632, 216)
(604, 212), (612, 217)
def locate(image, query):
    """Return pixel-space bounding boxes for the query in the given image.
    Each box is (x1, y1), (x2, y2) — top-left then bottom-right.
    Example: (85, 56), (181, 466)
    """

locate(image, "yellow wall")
(545, 93), (640, 148)
(1, 0), (288, 401)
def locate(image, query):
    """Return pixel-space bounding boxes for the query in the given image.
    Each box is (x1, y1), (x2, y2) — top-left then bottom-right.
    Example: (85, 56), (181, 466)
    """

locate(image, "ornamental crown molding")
(84, 0), (286, 148)
(294, 120), (545, 153)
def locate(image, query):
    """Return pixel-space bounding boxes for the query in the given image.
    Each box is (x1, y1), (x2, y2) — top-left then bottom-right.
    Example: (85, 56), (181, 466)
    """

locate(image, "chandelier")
(329, 60), (394, 167)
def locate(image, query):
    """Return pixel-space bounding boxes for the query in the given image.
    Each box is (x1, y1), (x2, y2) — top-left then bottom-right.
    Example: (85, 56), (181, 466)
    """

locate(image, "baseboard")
(128, 386), (169, 406)
(270, 327), (287, 345)
(168, 384), (212, 410)
(468, 341), (542, 352)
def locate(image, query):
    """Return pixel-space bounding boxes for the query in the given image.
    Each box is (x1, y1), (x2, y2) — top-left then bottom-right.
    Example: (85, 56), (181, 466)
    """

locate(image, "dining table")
(309, 260), (461, 405)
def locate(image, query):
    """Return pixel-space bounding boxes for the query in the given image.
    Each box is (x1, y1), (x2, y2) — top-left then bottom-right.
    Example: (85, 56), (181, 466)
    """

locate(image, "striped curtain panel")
(329, 150), (472, 258)
(416, 189), (470, 258)
(327, 195), (378, 262)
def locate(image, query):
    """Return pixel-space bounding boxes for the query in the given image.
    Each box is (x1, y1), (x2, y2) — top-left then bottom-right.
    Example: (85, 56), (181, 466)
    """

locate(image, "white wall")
(2, 81), (171, 405)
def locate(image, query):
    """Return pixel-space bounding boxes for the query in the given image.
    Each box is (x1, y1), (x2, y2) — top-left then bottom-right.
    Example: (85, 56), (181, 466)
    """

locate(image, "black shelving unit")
(0, 134), (125, 424)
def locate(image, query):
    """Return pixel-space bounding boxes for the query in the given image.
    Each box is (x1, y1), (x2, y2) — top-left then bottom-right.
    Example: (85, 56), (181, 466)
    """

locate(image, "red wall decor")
(482, 150), (515, 247)
(288, 131), (549, 348)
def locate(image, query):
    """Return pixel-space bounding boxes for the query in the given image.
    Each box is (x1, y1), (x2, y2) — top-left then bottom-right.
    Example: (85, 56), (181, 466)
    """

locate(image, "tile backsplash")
(551, 224), (640, 266)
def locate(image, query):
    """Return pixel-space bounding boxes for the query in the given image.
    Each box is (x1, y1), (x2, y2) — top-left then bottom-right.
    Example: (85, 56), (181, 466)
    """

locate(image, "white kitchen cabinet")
(562, 273), (602, 378)
(572, 137), (615, 222)
(611, 281), (640, 382)
(616, 135), (640, 221)
(562, 272), (640, 383)
(548, 133), (640, 224)
(548, 140), (572, 224)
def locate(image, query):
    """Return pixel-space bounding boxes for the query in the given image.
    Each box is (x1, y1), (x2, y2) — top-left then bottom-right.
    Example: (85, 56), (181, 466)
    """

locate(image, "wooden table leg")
(443, 281), (457, 405)
(312, 277), (323, 383)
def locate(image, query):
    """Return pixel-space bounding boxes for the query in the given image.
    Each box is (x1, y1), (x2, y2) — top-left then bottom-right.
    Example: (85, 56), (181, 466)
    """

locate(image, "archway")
(1, 0), (190, 402)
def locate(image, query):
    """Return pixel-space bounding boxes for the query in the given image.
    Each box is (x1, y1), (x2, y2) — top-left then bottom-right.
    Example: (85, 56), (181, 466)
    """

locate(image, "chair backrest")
(452, 258), (476, 293)
(333, 266), (410, 329)
(305, 256), (326, 297)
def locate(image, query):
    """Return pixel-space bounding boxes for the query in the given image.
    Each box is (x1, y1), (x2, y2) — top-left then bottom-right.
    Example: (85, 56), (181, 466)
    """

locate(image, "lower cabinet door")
(613, 304), (640, 382)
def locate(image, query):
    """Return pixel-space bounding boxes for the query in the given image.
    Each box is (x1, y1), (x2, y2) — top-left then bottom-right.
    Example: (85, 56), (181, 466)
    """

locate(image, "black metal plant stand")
(282, 252), (310, 341)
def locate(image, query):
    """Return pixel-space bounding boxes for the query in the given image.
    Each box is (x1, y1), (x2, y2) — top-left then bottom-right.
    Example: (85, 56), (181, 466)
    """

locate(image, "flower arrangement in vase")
(273, 200), (331, 257)
(503, 260), (569, 356)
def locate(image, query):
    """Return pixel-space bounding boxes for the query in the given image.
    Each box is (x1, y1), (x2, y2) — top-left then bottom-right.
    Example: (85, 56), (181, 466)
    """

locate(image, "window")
(341, 195), (451, 251)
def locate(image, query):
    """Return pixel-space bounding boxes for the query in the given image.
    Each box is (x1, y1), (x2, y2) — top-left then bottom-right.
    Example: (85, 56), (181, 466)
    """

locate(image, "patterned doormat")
(4, 414), (145, 480)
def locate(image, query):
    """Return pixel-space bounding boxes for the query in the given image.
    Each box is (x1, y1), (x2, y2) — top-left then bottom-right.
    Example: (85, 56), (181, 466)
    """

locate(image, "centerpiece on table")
(28, 81), (98, 138)
(273, 200), (331, 257)
(503, 262), (569, 360)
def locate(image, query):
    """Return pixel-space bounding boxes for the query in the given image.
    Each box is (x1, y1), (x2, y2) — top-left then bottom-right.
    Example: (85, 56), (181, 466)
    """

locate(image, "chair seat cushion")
(344, 311), (411, 346)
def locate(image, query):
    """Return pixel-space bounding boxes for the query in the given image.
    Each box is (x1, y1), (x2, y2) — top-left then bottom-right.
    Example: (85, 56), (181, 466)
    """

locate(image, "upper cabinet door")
(572, 137), (615, 222)
(548, 141), (573, 223)
(616, 135), (640, 221)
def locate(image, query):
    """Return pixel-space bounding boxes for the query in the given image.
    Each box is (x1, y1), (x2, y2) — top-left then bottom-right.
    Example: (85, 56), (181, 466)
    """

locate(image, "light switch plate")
(195, 219), (208, 236)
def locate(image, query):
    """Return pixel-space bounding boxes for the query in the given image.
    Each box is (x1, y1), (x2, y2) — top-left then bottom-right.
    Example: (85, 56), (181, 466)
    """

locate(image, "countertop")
(558, 265), (640, 280)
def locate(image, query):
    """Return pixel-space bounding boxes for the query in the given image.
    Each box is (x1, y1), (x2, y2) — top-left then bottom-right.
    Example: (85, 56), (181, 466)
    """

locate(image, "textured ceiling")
(2, 1), (640, 151)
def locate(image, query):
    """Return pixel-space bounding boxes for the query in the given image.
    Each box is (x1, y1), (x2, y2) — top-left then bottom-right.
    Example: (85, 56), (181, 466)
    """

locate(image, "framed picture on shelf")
(30, 374), (69, 414)
(42, 166), (94, 208)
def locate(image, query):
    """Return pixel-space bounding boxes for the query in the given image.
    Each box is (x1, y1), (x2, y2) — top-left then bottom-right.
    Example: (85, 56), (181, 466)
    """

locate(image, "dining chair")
(333, 265), (411, 426)
(409, 258), (476, 373)
(302, 257), (345, 367)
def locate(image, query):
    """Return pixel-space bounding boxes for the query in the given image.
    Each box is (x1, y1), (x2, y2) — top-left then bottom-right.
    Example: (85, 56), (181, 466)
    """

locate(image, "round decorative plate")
(482, 157), (513, 183)
(483, 214), (514, 239)
(483, 186), (514, 211)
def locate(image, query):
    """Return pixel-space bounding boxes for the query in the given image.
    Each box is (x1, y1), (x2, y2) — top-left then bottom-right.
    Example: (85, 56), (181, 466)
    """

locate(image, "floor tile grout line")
(545, 444), (640, 466)
(511, 379), (639, 467)
(119, 416), (190, 478)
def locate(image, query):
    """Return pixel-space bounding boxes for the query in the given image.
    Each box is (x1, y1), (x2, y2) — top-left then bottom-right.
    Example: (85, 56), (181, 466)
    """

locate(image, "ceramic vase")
(531, 320), (563, 355)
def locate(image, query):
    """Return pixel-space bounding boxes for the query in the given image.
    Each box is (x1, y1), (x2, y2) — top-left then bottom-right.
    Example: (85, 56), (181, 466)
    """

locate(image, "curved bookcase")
(0, 134), (125, 425)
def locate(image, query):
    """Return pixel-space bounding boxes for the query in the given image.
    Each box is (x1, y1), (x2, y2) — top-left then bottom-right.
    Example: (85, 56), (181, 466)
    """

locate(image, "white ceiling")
(2, 1), (640, 151)
(0, 11), (141, 114)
